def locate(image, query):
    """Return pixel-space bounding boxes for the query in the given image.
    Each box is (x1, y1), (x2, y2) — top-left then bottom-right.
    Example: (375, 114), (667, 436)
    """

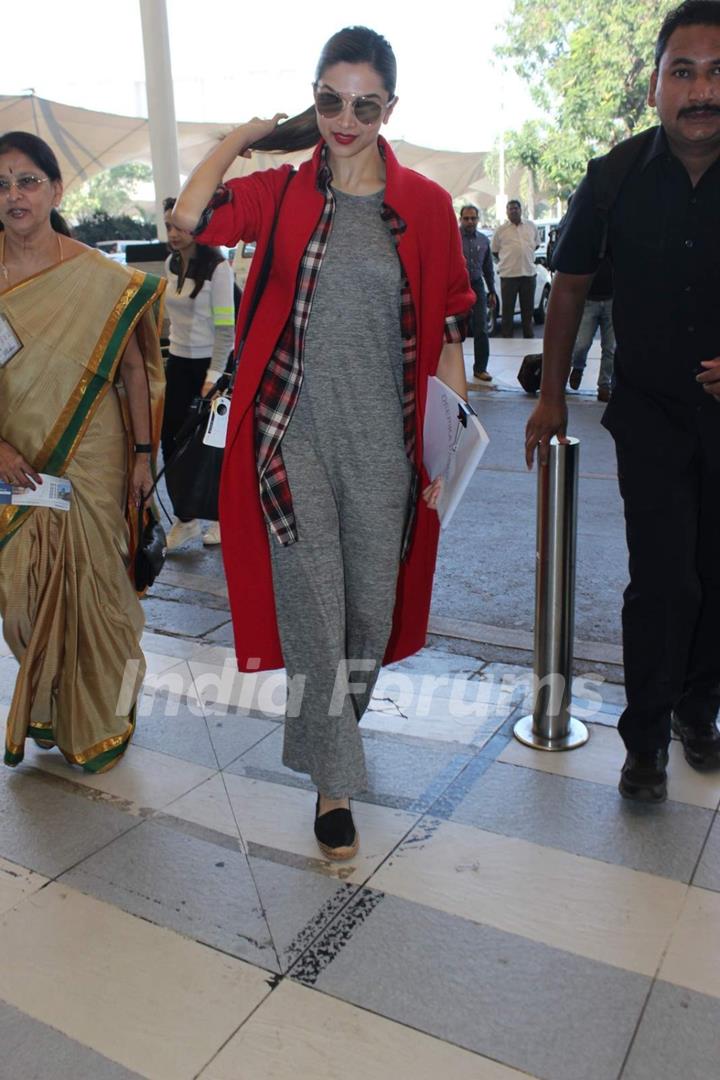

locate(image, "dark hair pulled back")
(163, 195), (225, 299)
(0, 131), (72, 235)
(250, 26), (396, 154)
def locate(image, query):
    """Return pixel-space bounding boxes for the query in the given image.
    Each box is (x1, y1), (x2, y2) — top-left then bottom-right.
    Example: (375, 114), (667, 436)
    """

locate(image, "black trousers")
(604, 386), (720, 753)
(161, 353), (210, 520)
(500, 275), (536, 338)
(468, 280), (490, 374)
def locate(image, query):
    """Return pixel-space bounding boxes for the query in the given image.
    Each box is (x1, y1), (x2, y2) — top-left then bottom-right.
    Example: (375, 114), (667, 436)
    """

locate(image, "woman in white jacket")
(162, 196), (235, 548)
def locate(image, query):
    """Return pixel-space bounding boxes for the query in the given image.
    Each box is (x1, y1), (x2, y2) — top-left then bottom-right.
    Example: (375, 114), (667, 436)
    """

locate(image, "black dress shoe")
(314, 797), (359, 861)
(619, 749), (669, 803)
(671, 711), (720, 771)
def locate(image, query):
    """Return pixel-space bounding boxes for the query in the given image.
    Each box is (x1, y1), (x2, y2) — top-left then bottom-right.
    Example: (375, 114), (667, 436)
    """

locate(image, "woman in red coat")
(174, 26), (474, 861)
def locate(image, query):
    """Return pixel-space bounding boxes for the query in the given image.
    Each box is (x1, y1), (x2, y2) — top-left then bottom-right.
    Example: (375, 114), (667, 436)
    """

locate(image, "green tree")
(63, 163), (153, 223)
(72, 212), (156, 246)
(506, 121), (549, 217)
(498, 0), (676, 190)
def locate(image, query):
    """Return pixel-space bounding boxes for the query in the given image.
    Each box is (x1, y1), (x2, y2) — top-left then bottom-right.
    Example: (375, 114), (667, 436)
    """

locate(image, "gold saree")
(0, 250), (165, 771)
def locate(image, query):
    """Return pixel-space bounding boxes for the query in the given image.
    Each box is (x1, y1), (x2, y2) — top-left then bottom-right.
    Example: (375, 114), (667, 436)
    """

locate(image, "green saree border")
(43, 273), (160, 475)
(5, 709), (136, 770)
(0, 271), (162, 553)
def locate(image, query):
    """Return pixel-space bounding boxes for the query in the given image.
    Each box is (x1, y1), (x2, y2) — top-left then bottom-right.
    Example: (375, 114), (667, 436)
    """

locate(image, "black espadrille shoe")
(314, 796), (359, 861)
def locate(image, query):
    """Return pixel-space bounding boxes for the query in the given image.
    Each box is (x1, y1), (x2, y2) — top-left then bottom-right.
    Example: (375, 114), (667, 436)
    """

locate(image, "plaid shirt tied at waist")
(204, 147), (463, 556)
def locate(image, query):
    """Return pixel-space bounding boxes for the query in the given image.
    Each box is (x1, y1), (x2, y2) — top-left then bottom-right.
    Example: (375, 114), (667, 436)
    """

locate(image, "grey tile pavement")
(248, 858), (357, 971)
(445, 761), (714, 882)
(385, 649), (486, 678)
(622, 981), (720, 1080)
(0, 654), (19, 705)
(0, 1000), (143, 1080)
(291, 890), (650, 1080)
(200, 621), (236, 646)
(146, 581), (231, 612)
(206, 713), (280, 769)
(133, 691), (218, 768)
(140, 597), (231, 638)
(0, 768), (138, 878)
(225, 724), (477, 811)
(60, 816), (365, 976)
(693, 815), (720, 892)
(133, 691), (279, 770)
(60, 817), (279, 971)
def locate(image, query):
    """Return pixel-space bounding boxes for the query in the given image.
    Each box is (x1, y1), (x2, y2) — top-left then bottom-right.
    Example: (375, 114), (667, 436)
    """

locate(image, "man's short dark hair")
(655, 0), (720, 67)
(507, 199), (521, 210)
(460, 204), (479, 216)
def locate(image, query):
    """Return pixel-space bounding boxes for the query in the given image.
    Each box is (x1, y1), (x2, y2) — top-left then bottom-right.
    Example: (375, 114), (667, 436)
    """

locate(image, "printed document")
(423, 376), (489, 527)
(0, 473), (73, 511)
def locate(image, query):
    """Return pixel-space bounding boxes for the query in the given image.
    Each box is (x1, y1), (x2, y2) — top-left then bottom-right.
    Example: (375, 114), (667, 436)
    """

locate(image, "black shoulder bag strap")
(226, 166), (295, 392)
(148, 167), (295, 506)
(590, 126), (658, 260)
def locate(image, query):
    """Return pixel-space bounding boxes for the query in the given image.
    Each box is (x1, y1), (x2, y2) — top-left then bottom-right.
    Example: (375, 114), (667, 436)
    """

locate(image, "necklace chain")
(0, 230), (64, 283)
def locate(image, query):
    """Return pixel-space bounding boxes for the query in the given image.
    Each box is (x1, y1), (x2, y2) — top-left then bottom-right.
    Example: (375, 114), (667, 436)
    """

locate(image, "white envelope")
(423, 375), (489, 527)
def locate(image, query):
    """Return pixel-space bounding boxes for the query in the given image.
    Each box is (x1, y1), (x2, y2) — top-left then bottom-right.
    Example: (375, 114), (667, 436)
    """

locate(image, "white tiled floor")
(22, 741), (216, 813)
(2, 623), (719, 1080)
(0, 883), (270, 1080)
(658, 886), (720, 998)
(0, 856), (47, 916)
(220, 773), (421, 884)
(499, 723), (720, 810)
(371, 818), (688, 976)
(201, 979), (535, 1080)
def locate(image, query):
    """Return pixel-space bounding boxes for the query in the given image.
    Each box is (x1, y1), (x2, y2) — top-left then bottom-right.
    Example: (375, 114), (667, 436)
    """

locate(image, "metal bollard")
(514, 436), (589, 751)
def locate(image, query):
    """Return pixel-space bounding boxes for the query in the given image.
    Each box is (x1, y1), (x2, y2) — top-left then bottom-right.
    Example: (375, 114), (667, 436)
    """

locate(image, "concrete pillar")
(139, 0), (181, 239)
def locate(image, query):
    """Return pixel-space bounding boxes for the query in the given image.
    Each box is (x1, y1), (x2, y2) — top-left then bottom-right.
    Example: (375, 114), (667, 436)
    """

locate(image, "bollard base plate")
(513, 714), (589, 752)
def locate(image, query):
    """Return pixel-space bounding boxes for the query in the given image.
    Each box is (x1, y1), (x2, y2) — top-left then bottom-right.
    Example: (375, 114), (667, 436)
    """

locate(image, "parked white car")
(533, 219), (560, 267)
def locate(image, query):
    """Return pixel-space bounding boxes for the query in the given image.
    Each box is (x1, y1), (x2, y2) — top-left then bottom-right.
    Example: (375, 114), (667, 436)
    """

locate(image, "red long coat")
(197, 139), (474, 671)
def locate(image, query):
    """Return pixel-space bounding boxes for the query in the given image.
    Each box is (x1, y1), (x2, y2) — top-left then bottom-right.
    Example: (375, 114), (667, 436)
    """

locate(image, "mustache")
(679, 105), (720, 117)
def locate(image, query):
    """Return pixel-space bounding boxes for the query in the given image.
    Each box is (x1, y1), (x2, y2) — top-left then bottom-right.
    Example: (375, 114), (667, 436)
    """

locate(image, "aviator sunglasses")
(313, 84), (393, 125)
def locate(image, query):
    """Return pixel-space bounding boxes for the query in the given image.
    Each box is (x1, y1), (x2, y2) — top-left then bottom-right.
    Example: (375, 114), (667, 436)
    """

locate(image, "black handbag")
(164, 399), (224, 522)
(155, 169), (295, 523)
(134, 504), (167, 591)
(517, 353), (543, 394)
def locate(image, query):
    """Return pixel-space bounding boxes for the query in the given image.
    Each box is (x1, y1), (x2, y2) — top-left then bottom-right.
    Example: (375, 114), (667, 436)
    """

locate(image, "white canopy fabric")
(0, 94), (217, 192)
(0, 93), (510, 207)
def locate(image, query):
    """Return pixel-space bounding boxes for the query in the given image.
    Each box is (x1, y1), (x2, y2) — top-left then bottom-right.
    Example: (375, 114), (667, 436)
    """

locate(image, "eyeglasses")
(313, 84), (392, 125)
(0, 175), (50, 195)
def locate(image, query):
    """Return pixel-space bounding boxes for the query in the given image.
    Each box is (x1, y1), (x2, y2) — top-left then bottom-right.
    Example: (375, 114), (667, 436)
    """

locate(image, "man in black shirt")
(459, 205), (496, 381)
(525, 0), (720, 802)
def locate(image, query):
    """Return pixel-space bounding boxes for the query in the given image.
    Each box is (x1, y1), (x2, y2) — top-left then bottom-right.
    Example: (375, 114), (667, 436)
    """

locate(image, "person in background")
(0, 131), (165, 772)
(458, 204), (496, 382)
(567, 257), (615, 402)
(162, 196), (235, 549)
(492, 199), (539, 338)
(172, 26), (473, 861)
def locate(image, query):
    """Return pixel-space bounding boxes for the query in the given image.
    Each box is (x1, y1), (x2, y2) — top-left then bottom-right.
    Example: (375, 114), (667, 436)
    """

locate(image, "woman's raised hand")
(237, 114), (288, 157)
(0, 439), (42, 489)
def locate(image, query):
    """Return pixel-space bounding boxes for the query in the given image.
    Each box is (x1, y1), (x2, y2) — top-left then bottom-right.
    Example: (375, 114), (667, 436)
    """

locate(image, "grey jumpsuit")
(269, 187), (412, 796)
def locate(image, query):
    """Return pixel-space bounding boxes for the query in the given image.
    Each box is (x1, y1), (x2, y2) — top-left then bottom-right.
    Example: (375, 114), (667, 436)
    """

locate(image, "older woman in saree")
(0, 132), (165, 773)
